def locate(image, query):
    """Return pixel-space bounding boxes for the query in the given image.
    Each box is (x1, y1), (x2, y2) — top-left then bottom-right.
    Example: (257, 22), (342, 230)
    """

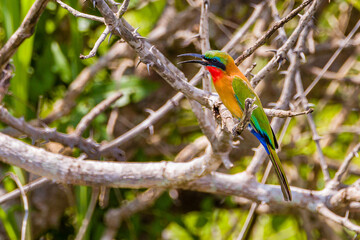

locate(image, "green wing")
(232, 76), (278, 149)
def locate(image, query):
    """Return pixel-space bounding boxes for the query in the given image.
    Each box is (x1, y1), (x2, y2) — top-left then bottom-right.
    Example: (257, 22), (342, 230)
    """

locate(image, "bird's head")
(178, 50), (237, 81)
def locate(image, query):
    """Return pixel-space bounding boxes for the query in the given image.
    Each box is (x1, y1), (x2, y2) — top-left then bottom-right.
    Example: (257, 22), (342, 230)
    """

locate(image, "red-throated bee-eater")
(179, 50), (292, 201)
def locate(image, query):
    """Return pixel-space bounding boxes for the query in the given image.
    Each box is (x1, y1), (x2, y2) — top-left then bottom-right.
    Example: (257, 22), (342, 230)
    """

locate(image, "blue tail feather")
(248, 124), (270, 154)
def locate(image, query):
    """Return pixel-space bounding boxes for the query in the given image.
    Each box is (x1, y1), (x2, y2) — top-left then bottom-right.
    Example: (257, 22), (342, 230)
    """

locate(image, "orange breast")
(212, 74), (243, 119)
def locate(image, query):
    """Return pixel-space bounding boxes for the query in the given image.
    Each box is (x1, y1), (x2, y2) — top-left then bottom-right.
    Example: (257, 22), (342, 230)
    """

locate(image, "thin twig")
(222, 1), (267, 53)
(0, 0), (50, 70)
(0, 105), (124, 160)
(317, 204), (360, 233)
(249, 0), (320, 87)
(234, 0), (314, 65)
(56, 0), (104, 23)
(244, 63), (257, 80)
(0, 63), (13, 103)
(303, 18), (360, 96)
(116, 0), (130, 18)
(328, 143), (360, 189)
(0, 177), (49, 204)
(1, 173), (29, 240)
(294, 70), (331, 182)
(80, 27), (111, 59)
(74, 92), (123, 136)
(75, 187), (100, 240)
(264, 108), (313, 117)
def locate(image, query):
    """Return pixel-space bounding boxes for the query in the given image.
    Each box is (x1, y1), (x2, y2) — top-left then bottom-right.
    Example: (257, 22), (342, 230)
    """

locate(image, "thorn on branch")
(232, 97), (257, 137)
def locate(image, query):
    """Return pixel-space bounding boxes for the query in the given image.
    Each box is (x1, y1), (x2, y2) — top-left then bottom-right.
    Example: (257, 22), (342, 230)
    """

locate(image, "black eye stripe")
(204, 57), (226, 71)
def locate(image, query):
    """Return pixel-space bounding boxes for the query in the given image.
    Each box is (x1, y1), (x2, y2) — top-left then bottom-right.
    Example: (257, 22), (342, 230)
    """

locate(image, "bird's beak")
(177, 53), (209, 66)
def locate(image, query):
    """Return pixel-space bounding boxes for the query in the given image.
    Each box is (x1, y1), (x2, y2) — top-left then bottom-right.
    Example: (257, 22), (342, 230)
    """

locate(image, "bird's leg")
(232, 97), (257, 137)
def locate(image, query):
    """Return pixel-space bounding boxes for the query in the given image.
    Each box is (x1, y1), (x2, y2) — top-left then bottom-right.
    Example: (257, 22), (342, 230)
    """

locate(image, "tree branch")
(0, 0), (50, 70)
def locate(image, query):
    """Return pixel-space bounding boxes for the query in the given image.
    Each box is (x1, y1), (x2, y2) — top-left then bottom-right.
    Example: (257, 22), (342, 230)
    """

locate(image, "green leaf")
(51, 41), (72, 83)
(114, 75), (160, 107)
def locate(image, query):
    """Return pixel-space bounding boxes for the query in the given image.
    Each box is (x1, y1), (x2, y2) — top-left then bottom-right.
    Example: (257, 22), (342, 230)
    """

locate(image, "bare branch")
(328, 143), (360, 189)
(295, 70), (331, 182)
(264, 108), (313, 117)
(234, 0), (314, 65)
(317, 204), (360, 234)
(222, 2), (267, 53)
(0, 63), (13, 103)
(74, 92), (123, 136)
(0, 106), (124, 160)
(116, 0), (130, 19)
(0, 132), (222, 188)
(0, 177), (49, 204)
(80, 27), (111, 59)
(0, 0), (50, 70)
(250, 0), (321, 87)
(1, 173), (29, 240)
(99, 72), (203, 154)
(56, 0), (104, 23)
(304, 19), (360, 96)
(75, 188), (100, 240)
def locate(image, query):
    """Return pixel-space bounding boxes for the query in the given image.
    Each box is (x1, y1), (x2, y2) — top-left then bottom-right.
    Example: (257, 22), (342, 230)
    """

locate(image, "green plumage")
(232, 77), (291, 201)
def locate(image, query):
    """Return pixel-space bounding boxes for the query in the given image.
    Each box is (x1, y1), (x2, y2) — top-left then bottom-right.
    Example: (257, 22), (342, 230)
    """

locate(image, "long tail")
(267, 145), (292, 201)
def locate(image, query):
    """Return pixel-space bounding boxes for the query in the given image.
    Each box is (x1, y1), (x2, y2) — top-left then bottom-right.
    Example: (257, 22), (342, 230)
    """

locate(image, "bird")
(178, 50), (292, 201)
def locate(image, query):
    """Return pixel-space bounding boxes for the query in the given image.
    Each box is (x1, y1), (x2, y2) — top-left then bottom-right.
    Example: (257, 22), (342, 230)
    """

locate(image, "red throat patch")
(206, 66), (224, 83)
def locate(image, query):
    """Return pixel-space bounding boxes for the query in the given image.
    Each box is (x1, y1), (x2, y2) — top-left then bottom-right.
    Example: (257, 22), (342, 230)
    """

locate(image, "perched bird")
(179, 50), (292, 201)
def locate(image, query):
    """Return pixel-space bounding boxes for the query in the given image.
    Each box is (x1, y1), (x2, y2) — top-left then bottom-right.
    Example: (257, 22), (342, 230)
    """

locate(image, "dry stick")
(0, 106), (124, 160)
(249, 0), (320, 88)
(116, 0), (130, 18)
(74, 92), (123, 136)
(0, 131), (225, 189)
(234, 0), (314, 65)
(0, 173), (29, 240)
(56, 0), (104, 22)
(0, 63), (13, 103)
(0, 177), (49, 204)
(328, 143), (360, 189)
(303, 18), (360, 96)
(317, 204), (360, 233)
(78, 0), (131, 59)
(75, 187), (100, 240)
(222, 1), (267, 53)
(0, 0), (50, 70)
(199, 0), (212, 111)
(269, 0), (287, 43)
(294, 70), (331, 182)
(80, 27), (110, 59)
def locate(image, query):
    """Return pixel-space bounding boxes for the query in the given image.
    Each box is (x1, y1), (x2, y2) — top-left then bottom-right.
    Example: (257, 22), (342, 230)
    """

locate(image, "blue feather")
(248, 124), (270, 154)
